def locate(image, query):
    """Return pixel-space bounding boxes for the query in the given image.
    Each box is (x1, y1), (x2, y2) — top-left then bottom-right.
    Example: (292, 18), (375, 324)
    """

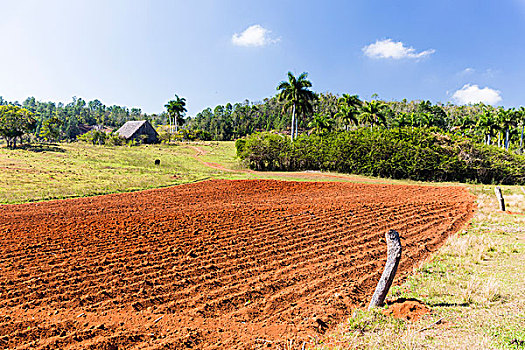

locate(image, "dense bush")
(236, 128), (525, 185)
(77, 130), (108, 145)
(77, 130), (124, 146)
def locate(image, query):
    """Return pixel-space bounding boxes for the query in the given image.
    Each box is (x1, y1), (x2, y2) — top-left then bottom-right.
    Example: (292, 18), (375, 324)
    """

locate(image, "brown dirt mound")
(0, 179), (475, 349)
(382, 298), (431, 321)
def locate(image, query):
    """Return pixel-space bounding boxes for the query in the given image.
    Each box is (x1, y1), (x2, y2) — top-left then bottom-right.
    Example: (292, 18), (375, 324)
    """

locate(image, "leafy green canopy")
(236, 128), (525, 185)
(164, 94), (187, 133)
(0, 105), (36, 148)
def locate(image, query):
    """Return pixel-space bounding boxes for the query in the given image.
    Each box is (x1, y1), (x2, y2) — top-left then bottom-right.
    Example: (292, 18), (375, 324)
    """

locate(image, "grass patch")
(320, 186), (525, 349)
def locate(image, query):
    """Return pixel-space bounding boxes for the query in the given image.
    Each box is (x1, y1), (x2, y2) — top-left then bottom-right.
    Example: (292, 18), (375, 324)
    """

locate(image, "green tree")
(518, 106), (525, 150)
(77, 129), (107, 145)
(497, 108), (515, 150)
(307, 113), (335, 135)
(0, 105), (36, 148)
(476, 108), (498, 145)
(359, 100), (387, 129)
(164, 94), (187, 135)
(39, 116), (64, 142)
(391, 112), (410, 128)
(276, 71), (316, 140)
(335, 94), (361, 130)
(64, 115), (80, 140)
(453, 114), (475, 136)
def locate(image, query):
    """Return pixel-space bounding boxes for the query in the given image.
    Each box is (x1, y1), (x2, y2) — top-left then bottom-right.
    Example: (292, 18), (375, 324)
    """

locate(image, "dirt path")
(0, 179), (475, 349)
(189, 145), (239, 173)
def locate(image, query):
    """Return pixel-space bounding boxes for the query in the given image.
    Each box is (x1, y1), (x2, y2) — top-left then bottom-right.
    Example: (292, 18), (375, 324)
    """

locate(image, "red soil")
(382, 299), (431, 321)
(0, 179), (475, 349)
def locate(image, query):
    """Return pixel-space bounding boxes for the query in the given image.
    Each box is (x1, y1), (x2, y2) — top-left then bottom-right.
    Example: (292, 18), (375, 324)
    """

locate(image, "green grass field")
(1, 142), (524, 349)
(0, 142), (243, 203)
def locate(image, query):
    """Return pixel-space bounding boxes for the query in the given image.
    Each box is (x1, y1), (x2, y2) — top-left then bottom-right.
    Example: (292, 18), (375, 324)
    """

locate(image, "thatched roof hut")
(116, 120), (158, 144)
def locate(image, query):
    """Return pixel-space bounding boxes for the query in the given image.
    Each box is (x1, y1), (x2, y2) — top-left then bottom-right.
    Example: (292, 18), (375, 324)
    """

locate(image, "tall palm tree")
(164, 94), (187, 134)
(276, 72), (316, 140)
(519, 106), (525, 150)
(335, 104), (358, 130)
(497, 107), (515, 150)
(359, 100), (387, 129)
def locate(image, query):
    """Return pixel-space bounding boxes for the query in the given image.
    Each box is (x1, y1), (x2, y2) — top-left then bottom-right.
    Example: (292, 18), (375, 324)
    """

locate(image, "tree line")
(187, 72), (525, 152)
(2, 71), (525, 151)
(235, 128), (525, 184)
(0, 96), (167, 144)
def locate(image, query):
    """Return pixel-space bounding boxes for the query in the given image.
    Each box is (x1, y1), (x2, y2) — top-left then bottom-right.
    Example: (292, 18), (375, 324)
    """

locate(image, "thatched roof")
(116, 121), (147, 139)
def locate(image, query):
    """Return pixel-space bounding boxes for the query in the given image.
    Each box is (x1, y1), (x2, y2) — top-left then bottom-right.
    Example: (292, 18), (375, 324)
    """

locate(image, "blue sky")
(1, 0), (525, 116)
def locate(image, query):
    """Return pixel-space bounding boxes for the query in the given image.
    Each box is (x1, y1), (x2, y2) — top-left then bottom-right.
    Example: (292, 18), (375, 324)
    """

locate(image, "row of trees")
(186, 72), (525, 152)
(0, 96), (168, 143)
(2, 71), (525, 151)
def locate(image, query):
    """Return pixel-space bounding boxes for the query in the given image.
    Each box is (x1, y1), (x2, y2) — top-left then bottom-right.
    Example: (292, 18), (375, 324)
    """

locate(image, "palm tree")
(164, 94), (187, 135)
(519, 106), (525, 150)
(277, 72), (316, 140)
(359, 100), (387, 129)
(418, 112), (434, 128)
(335, 94), (361, 130)
(497, 107), (515, 150)
(392, 112), (410, 128)
(307, 113), (334, 135)
(339, 94), (362, 109)
(453, 114), (475, 135)
(335, 104), (358, 130)
(476, 108), (498, 145)
(407, 112), (419, 128)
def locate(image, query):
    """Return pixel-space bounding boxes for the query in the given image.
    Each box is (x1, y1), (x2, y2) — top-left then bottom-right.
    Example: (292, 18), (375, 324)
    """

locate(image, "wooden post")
(495, 186), (506, 211)
(368, 229), (402, 309)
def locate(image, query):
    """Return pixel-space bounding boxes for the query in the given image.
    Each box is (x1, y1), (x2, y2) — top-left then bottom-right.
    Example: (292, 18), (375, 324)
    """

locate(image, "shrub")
(236, 128), (525, 185)
(106, 132), (124, 146)
(77, 130), (107, 145)
(78, 130), (126, 146)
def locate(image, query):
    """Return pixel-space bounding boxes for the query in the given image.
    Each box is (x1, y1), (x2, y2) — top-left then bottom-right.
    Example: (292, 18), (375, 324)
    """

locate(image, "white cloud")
(452, 84), (502, 105)
(362, 39), (435, 59)
(231, 25), (279, 47)
(461, 67), (475, 75)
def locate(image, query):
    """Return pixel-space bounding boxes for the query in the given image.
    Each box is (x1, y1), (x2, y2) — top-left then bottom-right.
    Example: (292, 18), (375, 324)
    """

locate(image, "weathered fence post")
(368, 229), (402, 309)
(495, 186), (505, 211)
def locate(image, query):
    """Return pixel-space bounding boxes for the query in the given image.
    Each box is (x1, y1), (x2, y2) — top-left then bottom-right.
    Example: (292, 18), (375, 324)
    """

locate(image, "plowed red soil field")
(0, 179), (475, 349)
